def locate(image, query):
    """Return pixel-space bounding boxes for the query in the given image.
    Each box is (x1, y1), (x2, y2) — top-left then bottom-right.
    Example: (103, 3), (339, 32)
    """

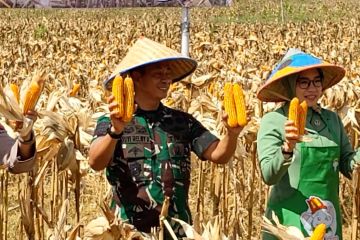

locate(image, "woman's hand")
(222, 112), (245, 136)
(283, 120), (300, 152)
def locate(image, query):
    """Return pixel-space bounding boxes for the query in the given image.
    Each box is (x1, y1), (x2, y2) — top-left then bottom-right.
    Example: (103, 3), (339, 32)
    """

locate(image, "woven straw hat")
(103, 37), (197, 90)
(257, 49), (346, 102)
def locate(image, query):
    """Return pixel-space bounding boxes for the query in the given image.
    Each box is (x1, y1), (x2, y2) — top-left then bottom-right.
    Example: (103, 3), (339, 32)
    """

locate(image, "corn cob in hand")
(22, 71), (46, 115)
(10, 83), (20, 104)
(288, 97), (308, 136)
(112, 74), (135, 122)
(223, 82), (247, 128)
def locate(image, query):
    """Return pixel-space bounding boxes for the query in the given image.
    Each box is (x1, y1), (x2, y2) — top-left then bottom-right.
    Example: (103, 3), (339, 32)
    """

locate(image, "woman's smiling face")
(295, 68), (323, 107)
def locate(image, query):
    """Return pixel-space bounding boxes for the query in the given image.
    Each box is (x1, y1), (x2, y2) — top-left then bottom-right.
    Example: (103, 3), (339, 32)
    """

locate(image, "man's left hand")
(17, 110), (38, 141)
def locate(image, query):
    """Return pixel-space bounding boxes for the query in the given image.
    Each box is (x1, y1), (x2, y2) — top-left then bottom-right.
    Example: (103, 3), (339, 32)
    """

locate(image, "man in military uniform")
(89, 37), (244, 237)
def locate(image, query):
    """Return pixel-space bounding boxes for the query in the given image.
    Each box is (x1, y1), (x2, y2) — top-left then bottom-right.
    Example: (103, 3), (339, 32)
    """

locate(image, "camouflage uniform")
(93, 103), (218, 237)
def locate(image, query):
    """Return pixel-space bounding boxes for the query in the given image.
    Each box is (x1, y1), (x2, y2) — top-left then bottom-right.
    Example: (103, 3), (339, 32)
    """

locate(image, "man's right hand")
(107, 95), (128, 134)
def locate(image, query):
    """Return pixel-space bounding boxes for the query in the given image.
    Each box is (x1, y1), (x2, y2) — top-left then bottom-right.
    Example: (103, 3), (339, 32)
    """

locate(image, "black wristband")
(281, 146), (293, 159)
(106, 124), (123, 139)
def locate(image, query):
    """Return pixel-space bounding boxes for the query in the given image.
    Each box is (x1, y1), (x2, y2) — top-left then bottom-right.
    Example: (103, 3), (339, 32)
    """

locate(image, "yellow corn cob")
(310, 223), (326, 240)
(10, 83), (20, 103)
(288, 97), (300, 134)
(122, 76), (135, 122)
(69, 83), (81, 97)
(298, 100), (308, 135)
(23, 81), (41, 114)
(112, 75), (124, 118)
(22, 70), (46, 115)
(223, 83), (238, 127)
(233, 83), (247, 127)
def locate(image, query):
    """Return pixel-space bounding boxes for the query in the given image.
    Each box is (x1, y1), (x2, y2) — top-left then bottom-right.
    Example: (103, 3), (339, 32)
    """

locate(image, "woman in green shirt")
(257, 49), (360, 240)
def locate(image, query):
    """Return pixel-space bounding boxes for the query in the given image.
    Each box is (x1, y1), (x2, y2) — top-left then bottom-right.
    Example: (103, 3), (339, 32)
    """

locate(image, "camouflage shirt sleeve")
(92, 115), (111, 141)
(188, 114), (219, 160)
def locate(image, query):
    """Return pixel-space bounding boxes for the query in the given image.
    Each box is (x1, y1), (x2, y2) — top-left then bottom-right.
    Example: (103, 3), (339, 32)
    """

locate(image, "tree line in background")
(0, 0), (230, 8)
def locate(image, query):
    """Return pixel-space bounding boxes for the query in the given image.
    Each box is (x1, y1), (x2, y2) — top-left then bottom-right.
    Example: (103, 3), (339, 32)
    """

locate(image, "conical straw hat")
(103, 37), (197, 90)
(257, 49), (345, 102)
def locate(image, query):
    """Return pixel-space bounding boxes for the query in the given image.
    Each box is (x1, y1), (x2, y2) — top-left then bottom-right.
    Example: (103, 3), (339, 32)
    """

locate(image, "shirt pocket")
(168, 142), (191, 180)
(123, 143), (152, 182)
(300, 145), (340, 183)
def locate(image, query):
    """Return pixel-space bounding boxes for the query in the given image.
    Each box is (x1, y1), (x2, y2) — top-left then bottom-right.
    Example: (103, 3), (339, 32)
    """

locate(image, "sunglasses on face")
(296, 78), (323, 89)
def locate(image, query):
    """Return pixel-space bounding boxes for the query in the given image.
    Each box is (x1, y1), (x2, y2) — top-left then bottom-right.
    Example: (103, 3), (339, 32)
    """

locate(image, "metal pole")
(181, 6), (190, 57)
(280, 0), (284, 23)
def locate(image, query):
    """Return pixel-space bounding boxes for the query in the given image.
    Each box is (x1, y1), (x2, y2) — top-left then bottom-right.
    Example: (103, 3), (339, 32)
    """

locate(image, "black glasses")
(296, 79), (323, 89)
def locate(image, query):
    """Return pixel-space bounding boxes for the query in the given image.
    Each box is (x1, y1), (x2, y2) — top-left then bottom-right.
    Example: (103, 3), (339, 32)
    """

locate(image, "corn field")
(0, 3), (360, 240)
